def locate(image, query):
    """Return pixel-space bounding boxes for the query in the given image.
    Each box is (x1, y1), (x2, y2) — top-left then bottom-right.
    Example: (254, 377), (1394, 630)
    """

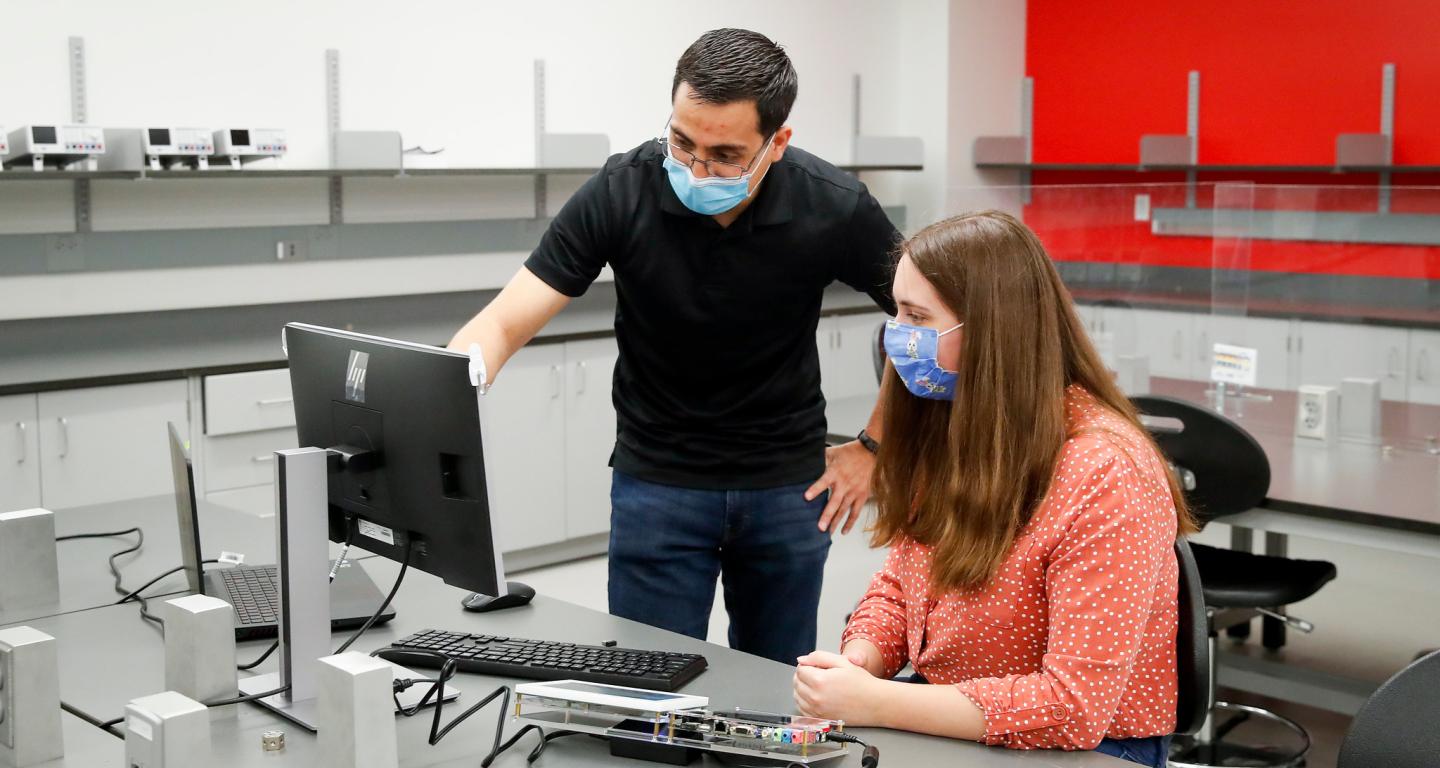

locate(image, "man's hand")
(805, 441), (875, 534)
(793, 651), (888, 724)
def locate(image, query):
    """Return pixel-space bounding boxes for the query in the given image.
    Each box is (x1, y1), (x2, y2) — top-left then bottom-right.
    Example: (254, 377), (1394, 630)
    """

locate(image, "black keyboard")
(376, 629), (708, 692)
(218, 566), (279, 625)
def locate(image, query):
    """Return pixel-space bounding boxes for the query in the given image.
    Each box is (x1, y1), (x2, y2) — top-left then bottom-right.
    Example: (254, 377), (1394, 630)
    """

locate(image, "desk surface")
(0, 494), (366, 627)
(825, 382), (1440, 535)
(10, 556), (1125, 767)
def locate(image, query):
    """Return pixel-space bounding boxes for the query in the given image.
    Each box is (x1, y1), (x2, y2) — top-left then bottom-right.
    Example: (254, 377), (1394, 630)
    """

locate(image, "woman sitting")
(793, 211), (1196, 768)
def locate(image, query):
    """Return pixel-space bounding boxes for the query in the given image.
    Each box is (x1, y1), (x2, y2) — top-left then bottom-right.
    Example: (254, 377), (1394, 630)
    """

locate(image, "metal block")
(0, 627), (64, 767)
(539, 134), (610, 168)
(853, 135), (923, 167)
(1336, 134), (1390, 167)
(334, 131), (401, 171)
(1339, 378), (1382, 444)
(317, 653), (398, 768)
(972, 136), (1027, 165)
(124, 691), (210, 768)
(0, 510), (59, 615)
(1139, 135), (1193, 166)
(162, 595), (238, 706)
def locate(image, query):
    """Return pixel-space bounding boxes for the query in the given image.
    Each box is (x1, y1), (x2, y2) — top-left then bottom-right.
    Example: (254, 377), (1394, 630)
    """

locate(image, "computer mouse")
(461, 581), (536, 612)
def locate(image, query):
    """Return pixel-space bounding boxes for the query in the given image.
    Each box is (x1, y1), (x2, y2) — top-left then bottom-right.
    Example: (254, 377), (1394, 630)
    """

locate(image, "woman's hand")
(794, 651), (888, 725)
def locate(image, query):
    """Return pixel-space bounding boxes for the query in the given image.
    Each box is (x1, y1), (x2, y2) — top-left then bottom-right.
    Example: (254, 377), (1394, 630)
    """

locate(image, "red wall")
(1021, 1), (1440, 281)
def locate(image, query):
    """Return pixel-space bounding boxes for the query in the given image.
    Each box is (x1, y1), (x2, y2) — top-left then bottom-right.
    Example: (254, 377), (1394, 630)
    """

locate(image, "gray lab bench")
(0, 494), (370, 627)
(11, 555), (1126, 767)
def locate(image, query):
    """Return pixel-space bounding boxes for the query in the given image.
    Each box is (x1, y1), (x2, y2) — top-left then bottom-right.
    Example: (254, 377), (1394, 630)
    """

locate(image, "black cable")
(203, 684), (291, 708)
(60, 701), (125, 739)
(333, 536), (412, 654)
(114, 559), (220, 629)
(56, 527), (142, 543)
(237, 640), (279, 671)
(826, 732), (880, 768)
(237, 521), (356, 672)
(373, 646), (525, 763)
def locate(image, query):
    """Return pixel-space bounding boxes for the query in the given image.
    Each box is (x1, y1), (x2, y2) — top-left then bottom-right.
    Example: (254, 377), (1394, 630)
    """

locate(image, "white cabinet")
(564, 339), (619, 539)
(0, 394), (41, 512)
(1298, 321), (1410, 401)
(36, 380), (190, 510)
(819, 312), (887, 401)
(485, 344), (568, 552)
(203, 428), (298, 492)
(1127, 309), (1197, 380)
(204, 369), (294, 436)
(1407, 329), (1440, 406)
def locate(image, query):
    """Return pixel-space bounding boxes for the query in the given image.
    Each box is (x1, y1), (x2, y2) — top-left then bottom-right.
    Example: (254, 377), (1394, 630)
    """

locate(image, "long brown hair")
(871, 210), (1197, 593)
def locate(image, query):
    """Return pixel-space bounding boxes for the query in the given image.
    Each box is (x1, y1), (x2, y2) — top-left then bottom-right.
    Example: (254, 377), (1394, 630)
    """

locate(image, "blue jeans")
(607, 470), (831, 665)
(1094, 735), (1171, 767)
(901, 673), (1170, 766)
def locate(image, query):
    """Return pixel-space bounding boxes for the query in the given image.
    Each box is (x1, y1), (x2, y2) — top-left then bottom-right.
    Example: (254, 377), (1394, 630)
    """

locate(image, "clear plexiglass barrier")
(947, 182), (1440, 461)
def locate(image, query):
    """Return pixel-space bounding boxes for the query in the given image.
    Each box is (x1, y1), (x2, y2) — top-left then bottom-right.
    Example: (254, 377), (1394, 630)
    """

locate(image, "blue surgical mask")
(884, 319), (964, 400)
(662, 134), (775, 216)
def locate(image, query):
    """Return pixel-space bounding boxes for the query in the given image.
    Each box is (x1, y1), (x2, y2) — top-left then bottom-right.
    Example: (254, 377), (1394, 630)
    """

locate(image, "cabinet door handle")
(1419, 349), (1431, 383)
(57, 417), (69, 458)
(256, 397), (294, 406)
(14, 422), (25, 465)
(1172, 331), (1182, 360)
(550, 365), (562, 400)
(576, 361), (588, 395)
(251, 454), (275, 463)
(1197, 331), (1209, 363)
(1387, 347), (1401, 379)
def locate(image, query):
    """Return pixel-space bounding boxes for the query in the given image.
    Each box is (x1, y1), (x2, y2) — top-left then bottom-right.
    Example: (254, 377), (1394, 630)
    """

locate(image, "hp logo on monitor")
(345, 351), (370, 403)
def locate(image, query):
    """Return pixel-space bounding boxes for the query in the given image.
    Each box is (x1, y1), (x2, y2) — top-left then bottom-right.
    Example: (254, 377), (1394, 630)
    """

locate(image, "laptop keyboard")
(219, 566), (279, 625)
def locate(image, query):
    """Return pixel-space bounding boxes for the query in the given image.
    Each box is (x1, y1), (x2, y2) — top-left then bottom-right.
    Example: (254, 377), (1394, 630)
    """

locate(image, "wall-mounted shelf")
(973, 162), (1440, 174)
(0, 163), (921, 182)
(1151, 207), (1440, 246)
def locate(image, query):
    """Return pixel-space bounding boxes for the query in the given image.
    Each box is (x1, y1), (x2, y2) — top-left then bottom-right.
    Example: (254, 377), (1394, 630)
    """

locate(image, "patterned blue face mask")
(884, 319), (964, 400)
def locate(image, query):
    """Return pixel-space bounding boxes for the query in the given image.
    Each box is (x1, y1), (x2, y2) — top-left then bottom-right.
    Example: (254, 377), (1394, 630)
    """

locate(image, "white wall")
(0, 0), (966, 235)
(944, 0), (1028, 217)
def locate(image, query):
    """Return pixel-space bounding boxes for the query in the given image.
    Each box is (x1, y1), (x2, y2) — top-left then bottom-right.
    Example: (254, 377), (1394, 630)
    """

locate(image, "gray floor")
(516, 520), (1407, 768)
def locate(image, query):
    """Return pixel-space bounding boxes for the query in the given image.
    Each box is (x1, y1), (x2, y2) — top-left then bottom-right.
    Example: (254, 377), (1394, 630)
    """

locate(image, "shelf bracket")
(1020, 76), (1033, 203)
(69, 36), (92, 234)
(326, 48), (343, 226)
(1379, 62), (1395, 214)
(1186, 70), (1200, 209)
(534, 59), (548, 219)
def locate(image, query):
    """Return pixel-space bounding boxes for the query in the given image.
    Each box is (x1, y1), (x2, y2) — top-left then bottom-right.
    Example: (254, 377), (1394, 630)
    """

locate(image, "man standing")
(449, 28), (897, 665)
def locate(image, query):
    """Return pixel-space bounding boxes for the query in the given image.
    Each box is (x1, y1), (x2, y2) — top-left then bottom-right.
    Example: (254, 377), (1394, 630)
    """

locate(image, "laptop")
(167, 423), (396, 640)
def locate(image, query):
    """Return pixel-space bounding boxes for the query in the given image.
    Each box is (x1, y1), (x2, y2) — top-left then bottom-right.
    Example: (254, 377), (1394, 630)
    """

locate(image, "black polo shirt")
(524, 140), (899, 490)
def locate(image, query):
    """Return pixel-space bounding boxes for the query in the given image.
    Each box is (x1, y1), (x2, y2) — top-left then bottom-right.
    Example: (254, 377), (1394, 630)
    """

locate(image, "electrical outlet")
(275, 240), (308, 261)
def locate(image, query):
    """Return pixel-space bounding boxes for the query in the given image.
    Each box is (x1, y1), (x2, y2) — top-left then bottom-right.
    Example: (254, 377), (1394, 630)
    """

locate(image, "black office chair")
(1174, 538), (1211, 740)
(1337, 650), (1440, 768)
(1134, 395), (1337, 768)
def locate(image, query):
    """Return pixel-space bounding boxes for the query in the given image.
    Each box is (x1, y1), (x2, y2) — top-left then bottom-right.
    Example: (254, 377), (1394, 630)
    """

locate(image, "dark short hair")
(671, 28), (798, 137)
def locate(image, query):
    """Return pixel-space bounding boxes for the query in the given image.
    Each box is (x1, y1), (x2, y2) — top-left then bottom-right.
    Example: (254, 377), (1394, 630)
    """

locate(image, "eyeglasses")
(656, 119), (774, 179)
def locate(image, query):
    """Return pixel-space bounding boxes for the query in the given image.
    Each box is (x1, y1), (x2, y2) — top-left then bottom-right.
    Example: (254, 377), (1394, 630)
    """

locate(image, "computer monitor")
(283, 322), (506, 598)
(167, 422), (205, 595)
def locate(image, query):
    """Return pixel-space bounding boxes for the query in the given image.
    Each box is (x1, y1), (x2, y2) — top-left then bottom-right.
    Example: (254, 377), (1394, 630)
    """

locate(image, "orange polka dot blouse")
(842, 386), (1181, 750)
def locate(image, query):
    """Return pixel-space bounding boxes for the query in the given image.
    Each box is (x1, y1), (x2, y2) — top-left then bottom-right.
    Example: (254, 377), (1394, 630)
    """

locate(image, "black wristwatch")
(856, 428), (880, 454)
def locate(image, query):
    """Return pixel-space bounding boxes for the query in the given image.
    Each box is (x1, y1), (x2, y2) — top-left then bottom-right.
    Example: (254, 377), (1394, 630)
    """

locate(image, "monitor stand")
(238, 448), (461, 732)
(238, 447), (332, 732)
